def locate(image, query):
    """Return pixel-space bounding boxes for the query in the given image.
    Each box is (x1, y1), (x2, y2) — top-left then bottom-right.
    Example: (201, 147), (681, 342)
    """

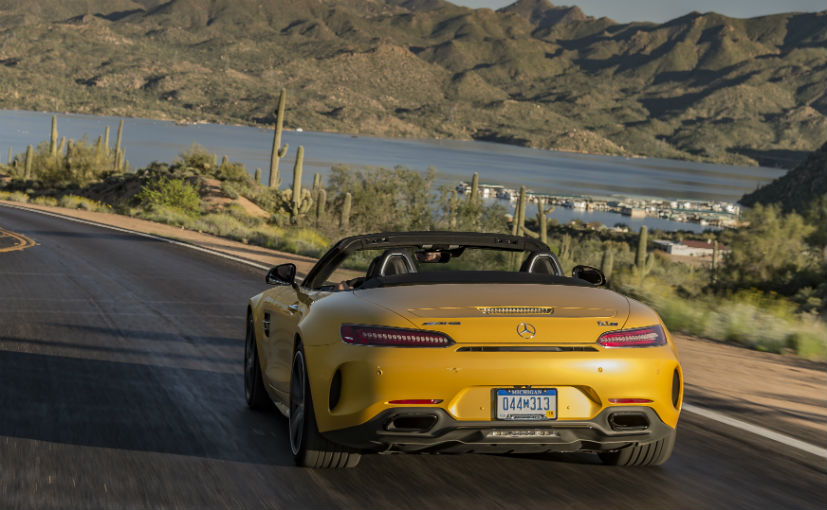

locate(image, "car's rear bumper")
(324, 405), (674, 454)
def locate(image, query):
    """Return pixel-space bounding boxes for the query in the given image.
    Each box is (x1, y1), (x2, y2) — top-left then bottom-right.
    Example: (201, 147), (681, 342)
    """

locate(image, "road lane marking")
(3, 202), (825, 460)
(683, 403), (827, 459)
(0, 203), (270, 270)
(0, 225), (38, 252)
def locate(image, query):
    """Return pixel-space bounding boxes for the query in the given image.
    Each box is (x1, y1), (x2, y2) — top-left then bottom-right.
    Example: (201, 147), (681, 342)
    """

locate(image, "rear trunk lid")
(355, 283), (629, 344)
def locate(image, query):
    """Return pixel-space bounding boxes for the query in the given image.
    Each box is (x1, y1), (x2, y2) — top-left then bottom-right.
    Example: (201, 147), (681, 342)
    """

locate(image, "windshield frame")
(302, 231), (558, 290)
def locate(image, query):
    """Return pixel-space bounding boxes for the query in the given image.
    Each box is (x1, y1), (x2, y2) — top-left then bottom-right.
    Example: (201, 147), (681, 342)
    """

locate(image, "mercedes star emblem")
(516, 322), (536, 339)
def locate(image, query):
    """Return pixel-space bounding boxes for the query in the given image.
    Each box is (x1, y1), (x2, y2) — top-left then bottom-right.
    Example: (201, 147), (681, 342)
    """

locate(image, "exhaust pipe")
(608, 412), (649, 431)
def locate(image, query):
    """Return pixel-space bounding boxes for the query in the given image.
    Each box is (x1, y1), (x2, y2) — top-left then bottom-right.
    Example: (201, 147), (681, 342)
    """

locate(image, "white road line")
(4, 202), (826, 460)
(683, 403), (827, 459)
(0, 203), (271, 270)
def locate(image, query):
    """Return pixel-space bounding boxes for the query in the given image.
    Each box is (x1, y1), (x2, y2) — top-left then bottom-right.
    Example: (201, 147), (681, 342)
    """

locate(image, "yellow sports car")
(244, 232), (682, 468)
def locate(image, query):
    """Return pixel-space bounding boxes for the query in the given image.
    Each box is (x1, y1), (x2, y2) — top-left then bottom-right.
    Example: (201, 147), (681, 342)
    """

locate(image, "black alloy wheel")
(288, 345), (361, 468)
(244, 313), (270, 409)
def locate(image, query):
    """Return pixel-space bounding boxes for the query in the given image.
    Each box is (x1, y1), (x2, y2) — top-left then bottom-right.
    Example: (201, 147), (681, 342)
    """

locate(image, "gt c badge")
(597, 321), (619, 327)
(516, 322), (536, 339)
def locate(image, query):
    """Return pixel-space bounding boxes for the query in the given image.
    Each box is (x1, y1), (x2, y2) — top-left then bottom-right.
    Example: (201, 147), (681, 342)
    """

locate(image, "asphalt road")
(1, 204), (825, 509)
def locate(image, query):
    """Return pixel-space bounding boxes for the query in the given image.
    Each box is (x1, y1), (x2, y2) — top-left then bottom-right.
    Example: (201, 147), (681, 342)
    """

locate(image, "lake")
(1, 109), (786, 232)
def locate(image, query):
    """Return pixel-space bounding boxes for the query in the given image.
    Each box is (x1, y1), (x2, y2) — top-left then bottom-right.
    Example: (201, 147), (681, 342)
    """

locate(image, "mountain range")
(740, 141), (826, 213)
(0, 0), (824, 168)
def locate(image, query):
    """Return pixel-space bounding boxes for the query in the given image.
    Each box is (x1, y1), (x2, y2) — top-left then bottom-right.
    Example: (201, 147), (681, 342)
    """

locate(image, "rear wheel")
(244, 313), (270, 410)
(289, 345), (361, 468)
(598, 429), (676, 466)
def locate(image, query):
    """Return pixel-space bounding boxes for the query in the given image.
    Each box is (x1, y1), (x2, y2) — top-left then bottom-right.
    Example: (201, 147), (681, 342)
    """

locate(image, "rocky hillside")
(0, 0), (824, 167)
(740, 142), (827, 212)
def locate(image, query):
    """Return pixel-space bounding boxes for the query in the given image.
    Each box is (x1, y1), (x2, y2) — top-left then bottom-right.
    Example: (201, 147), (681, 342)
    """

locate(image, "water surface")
(1, 109), (785, 233)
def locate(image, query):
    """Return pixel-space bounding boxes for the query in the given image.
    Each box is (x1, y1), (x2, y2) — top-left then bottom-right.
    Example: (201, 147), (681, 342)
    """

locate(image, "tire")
(289, 345), (361, 468)
(598, 429), (676, 467)
(244, 312), (271, 410)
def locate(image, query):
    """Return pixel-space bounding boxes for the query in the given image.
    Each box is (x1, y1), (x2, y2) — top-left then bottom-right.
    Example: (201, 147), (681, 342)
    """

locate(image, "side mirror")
(266, 263), (296, 285)
(572, 265), (606, 286)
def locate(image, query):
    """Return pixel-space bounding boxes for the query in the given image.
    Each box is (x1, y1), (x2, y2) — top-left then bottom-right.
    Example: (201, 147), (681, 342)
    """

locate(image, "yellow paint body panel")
(307, 342), (681, 433)
(251, 281), (683, 435)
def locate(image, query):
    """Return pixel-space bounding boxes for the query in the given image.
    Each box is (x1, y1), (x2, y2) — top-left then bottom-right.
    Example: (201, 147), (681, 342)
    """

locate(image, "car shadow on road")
(0, 348), (294, 466)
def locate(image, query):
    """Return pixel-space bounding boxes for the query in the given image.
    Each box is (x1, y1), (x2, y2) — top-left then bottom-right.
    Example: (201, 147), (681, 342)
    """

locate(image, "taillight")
(341, 325), (454, 347)
(597, 325), (666, 347)
(609, 398), (653, 404)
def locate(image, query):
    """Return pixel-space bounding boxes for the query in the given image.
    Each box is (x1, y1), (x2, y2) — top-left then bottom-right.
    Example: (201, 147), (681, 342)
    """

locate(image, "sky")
(453, 0), (826, 23)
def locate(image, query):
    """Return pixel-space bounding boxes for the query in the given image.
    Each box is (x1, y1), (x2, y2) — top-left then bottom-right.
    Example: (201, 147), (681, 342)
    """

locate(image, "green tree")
(327, 165), (436, 232)
(721, 203), (816, 293)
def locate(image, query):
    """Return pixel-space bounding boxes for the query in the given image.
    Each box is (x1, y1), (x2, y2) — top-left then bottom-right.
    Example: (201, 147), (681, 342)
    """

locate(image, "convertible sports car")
(244, 232), (682, 468)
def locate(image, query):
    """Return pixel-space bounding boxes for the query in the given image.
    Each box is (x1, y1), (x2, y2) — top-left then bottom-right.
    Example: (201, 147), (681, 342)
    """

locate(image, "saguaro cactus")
(24, 145), (33, 180)
(58, 137), (66, 155)
(312, 172), (321, 193)
(272, 146), (313, 224)
(536, 196), (554, 245)
(269, 88), (288, 188)
(7, 146), (11, 166)
(49, 115), (58, 157)
(449, 189), (458, 229)
(600, 246), (614, 282)
(634, 226), (655, 283)
(340, 192), (352, 228)
(316, 188), (327, 220)
(114, 119), (124, 171)
(469, 172), (480, 203)
(559, 234), (572, 261)
(254, 168), (261, 184)
(711, 239), (719, 285)
(104, 126), (110, 156)
(291, 146), (304, 214)
(636, 225), (648, 270)
(94, 136), (104, 161)
(511, 186), (527, 236)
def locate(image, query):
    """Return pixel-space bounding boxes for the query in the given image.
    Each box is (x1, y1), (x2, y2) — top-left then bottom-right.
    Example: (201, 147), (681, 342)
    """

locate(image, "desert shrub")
(216, 159), (252, 183)
(194, 213), (253, 241)
(136, 204), (197, 227)
(277, 228), (330, 258)
(176, 144), (217, 175)
(58, 195), (111, 212)
(31, 196), (58, 206)
(135, 177), (201, 216)
(632, 286), (826, 361)
(223, 203), (264, 227)
(0, 190), (29, 202)
(9, 138), (115, 188)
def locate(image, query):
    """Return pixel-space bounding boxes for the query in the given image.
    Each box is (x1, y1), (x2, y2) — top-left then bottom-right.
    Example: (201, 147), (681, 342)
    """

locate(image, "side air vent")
(477, 306), (553, 315)
(672, 369), (681, 408)
(329, 369), (342, 411)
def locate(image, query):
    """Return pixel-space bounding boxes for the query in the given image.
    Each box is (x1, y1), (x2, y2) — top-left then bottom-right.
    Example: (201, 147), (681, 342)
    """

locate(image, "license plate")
(496, 388), (557, 420)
